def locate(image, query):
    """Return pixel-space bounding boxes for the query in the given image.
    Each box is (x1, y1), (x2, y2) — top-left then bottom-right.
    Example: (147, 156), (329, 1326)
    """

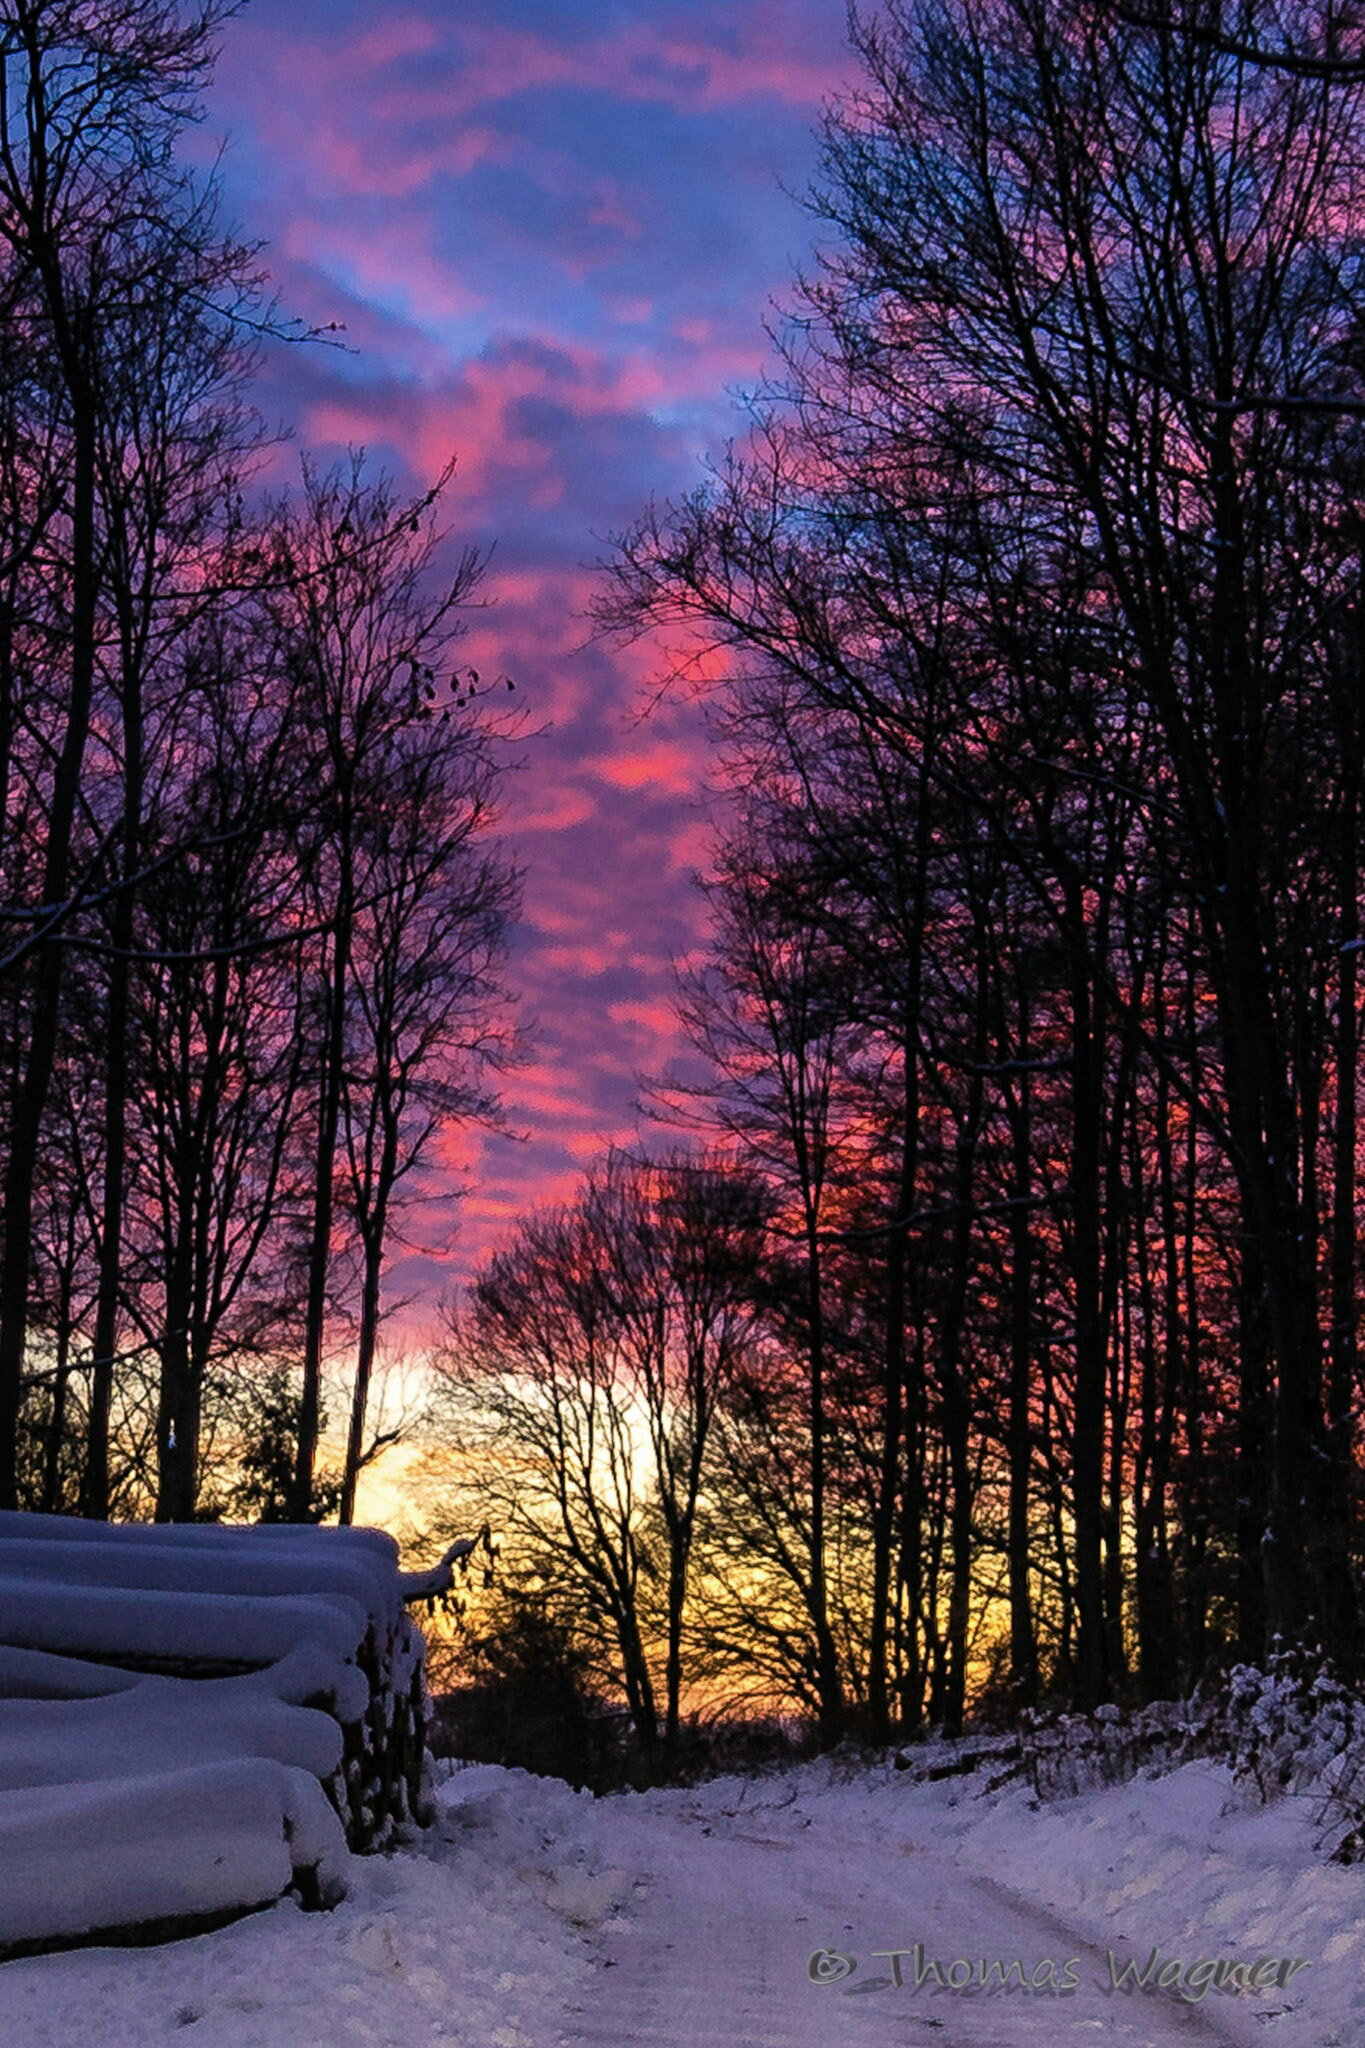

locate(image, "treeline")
(440, 0), (1365, 1744)
(0, 2), (517, 1523)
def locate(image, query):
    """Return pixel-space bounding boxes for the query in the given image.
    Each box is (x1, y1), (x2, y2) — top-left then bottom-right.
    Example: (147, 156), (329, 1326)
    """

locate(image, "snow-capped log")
(0, 1758), (348, 1956)
(0, 1514), (452, 1957)
(398, 1533), (482, 1605)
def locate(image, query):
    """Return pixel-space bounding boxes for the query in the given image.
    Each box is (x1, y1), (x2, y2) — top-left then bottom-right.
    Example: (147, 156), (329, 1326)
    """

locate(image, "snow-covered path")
(0, 1748), (1357, 2046)
(561, 1775), (1253, 2048)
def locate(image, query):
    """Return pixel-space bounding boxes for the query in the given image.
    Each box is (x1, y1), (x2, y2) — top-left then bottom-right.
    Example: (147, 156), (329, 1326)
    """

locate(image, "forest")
(441, 0), (1365, 1750)
(8, 0), (1365, 1757)
(0, 1), (520, 1534)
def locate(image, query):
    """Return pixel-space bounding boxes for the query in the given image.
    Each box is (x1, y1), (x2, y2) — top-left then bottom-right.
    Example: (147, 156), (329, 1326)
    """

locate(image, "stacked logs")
(0, 1514), (473, 1954)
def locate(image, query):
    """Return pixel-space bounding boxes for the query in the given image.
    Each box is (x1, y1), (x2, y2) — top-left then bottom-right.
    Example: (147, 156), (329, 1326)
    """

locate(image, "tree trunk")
(0, 401), (96, 1509)
(293, 871), (352, 1523)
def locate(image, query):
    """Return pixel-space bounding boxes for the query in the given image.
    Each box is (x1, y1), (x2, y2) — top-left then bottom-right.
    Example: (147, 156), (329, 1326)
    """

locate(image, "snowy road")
(560, 1777), (1256, 2048)
(0, 1748), (1354, 2046)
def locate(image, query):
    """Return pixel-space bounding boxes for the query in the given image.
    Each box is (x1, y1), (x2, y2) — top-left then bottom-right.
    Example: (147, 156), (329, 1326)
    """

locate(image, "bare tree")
(261, 457), (493, 1524)
(584, 1150), (768, 1739)
(440, 1197), (664, 1749)
(0, 0), (265, 1507)
(601, 0), (1365, 1699)
(335, 692), (519, 1526)
(812, 0), (1365, 1657)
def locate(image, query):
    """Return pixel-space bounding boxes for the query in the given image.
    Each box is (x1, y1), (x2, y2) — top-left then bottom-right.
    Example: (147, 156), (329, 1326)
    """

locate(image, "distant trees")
(588, 0), (1365, 1728)
(432, 1150), (767, 1749)
(0, 1), (520, 1520)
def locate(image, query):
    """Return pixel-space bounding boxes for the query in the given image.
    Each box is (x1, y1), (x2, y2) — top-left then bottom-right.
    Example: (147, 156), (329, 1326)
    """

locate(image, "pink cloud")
(501, 1069), (613, 1121)
(584, 186), (645, 242)
(314, 122), (515, 202)
(608, 997), (685, 1040)
(564, 1126), (640, 1161)
(218, 21), (497, 205)
(198, 1), (855, 1330)
(587, 740), (699, 794)
(537, 942), (627, 977)
(663, 815), (719, 876)
(522, 897), (627, 945)
(359, 14), (847, 126)
(301, 347), (670, 509)
(218, 5), (853, 228)
(511, 789), (598, 836)
(346, 12), (441, 70)
(378, 25), (580, 122)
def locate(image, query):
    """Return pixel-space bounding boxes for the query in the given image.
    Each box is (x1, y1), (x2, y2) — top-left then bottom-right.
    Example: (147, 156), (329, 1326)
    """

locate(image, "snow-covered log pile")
(0, 1512), (453, 1958)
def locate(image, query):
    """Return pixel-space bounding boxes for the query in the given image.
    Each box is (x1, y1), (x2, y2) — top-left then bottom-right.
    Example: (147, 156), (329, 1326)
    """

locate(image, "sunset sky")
(200, 0), (861, 1332)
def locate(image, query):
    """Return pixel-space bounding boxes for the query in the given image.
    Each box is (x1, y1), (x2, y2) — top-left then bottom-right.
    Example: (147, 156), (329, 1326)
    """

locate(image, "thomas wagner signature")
(807, 1944), (1313, 2004)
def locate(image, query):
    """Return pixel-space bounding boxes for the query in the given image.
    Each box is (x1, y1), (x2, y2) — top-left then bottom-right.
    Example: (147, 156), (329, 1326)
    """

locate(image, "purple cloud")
(195, 0), (855, 1316)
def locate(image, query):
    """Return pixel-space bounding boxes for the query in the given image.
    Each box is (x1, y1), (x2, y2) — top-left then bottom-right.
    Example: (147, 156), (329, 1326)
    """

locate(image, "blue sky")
(200, 0), (861, 1326)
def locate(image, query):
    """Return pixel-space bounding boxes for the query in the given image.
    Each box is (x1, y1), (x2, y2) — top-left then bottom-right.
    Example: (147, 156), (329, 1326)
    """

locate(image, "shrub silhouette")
(431, 1595), (618, 1791)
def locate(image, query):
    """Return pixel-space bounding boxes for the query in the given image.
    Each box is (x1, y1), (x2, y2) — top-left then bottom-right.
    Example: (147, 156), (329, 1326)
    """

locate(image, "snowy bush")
(1214, 1643), (1365, 1860)
(1008, 1646), (1365, 1863)
(1020, 1695), (1216, 1801)
(1216, 1643), (1362, 1799)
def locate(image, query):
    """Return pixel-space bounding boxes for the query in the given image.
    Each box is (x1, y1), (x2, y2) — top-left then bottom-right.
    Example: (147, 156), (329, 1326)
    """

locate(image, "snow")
(0, 1574), (369, 1673)
(0, 1532), (399, 1625)
(0, 1512), (402, 1701)
(0, 1516), (434, 1952)
(0, 1511), (404, 1630)
(0, 1758), (348, 1950)
(0, 1522), (1352, 2040)
(0, 1666), (345, 1787)
(1, 1743), (1360, 2045)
